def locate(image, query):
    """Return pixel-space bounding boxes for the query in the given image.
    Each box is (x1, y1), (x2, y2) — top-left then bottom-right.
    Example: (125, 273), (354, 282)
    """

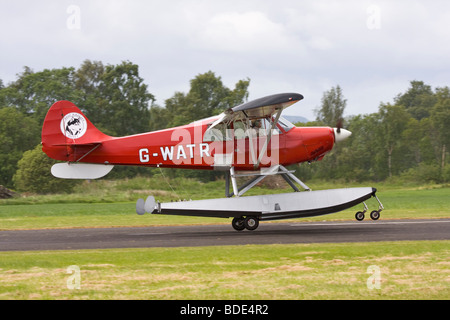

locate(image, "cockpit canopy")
(203, 116), (295, 142)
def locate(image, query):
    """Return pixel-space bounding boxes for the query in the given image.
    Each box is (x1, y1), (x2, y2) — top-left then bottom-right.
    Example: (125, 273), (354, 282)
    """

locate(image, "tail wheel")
(231, 217), (245, 231)
(244, 216), (259, 231)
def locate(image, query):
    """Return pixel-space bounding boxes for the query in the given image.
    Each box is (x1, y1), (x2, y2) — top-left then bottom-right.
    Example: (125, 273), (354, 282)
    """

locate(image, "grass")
(0, 177), (449, 230)
(0, 241), (448, 300)
(0, 177), (449, 300)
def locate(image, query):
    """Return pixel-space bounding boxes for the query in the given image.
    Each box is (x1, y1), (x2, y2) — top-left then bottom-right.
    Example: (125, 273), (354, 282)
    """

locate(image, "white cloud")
(194, 11), (299, 53)
(0, 0), (448, 121)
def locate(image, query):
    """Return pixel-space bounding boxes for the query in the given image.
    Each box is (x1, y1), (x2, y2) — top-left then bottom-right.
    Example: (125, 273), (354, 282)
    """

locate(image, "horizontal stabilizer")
(52, 142), (102, 147)
(51, 163), (114, 179)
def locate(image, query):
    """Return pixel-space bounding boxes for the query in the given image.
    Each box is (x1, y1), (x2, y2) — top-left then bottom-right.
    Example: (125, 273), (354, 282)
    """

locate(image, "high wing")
(206, 93), (304, 168)
(208, 93), (304, 130)
(231, 92), (304, 120)
(209, 93), (303, 129)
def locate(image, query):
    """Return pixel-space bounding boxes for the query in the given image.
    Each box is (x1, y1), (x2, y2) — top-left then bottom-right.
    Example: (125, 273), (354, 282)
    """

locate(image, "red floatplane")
(42, 93), (384, 231)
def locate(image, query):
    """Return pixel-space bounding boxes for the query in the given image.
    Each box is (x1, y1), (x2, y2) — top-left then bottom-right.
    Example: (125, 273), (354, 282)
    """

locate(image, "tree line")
(0, 60), (250, 192)
(0, 59), (448, 193)
(299, 81), (450, 183)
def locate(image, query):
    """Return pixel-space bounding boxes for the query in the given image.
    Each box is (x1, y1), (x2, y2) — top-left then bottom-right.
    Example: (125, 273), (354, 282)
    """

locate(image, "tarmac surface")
(0, 218), (449, 251)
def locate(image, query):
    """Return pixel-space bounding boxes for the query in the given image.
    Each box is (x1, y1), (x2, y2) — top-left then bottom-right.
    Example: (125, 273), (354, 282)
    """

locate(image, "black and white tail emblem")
(60, 113), (87, 139)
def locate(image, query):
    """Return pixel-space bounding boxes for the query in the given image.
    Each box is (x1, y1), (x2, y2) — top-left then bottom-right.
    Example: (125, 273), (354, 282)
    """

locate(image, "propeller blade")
(336, 118), (343, 134)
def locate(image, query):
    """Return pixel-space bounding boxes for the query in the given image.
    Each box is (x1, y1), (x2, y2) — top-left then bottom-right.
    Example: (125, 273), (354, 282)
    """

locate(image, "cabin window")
(204, 117), (285, 142)
(277, 116), (295, 132)
(203, 123), (232, 141)
(233, 118), (279, 140)
(233, 120), (247, 140)
(257, 119), (280, 136)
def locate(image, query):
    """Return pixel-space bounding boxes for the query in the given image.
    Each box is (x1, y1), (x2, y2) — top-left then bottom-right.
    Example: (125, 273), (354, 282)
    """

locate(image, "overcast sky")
(1, 0), (449, 120)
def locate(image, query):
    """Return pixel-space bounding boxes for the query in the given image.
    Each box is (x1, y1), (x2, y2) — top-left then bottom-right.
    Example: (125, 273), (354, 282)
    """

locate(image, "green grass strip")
(0, 240), (448, 300)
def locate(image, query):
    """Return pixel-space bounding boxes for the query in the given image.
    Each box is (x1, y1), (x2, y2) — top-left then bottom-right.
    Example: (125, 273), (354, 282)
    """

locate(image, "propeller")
(333, 118), (351, 142)
(336, 118), (343, 134)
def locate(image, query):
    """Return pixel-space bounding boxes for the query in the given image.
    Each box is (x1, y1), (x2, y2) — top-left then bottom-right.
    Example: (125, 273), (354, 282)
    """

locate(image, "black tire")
(355, 211), (365, 221)
(370, 210), (380, 220)
(244, 216), (259, 231)
(232, 217), (245, 231)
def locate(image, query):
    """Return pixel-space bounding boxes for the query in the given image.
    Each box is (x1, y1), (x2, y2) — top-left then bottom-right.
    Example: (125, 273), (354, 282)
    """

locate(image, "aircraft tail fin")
(41, 100), (114, 178)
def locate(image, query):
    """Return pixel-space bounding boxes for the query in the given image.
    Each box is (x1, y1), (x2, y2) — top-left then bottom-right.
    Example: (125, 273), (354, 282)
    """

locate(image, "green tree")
(163, 91), (192, 128)
(0, 108), (40, 187)
(0, 60), (155, 136)
(310, 85), (348, 179)
(430, 86), (450, 170)
(314, 85), (347, 126)
(296, 81), (448, 183)
(402, 117), (436, 167)
(0, 79), (4, 106)
(150, 71), (250, 130)
(93, 61), (155, 136)
(378, 103), (412, 178)
(338, 113), (383, 181)
(13, 145), (76, 194)
(148, 71), (250, 181)
(395, 80), (437, 120)
(148, 104), (171, 131)
(0, 60), (157, 182)
(74, 60), (105, 96)
(72, 59), (105, 118)
(0, 66), (81, 124)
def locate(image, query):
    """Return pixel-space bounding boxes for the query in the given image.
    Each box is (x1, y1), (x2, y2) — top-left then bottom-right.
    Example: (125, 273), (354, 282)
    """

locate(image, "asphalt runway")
(0, 218), (449, 251)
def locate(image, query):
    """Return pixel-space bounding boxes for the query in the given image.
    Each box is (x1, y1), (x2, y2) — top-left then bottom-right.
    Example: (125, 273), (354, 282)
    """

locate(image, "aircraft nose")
(333, 128), (352, 142)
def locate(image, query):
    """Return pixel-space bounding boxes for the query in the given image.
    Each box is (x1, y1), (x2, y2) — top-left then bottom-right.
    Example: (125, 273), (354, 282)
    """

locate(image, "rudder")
(41, 100), (111, 162)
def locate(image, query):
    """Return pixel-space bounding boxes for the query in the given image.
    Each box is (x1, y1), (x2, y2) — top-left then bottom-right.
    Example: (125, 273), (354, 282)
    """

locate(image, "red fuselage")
(41, 101), (337, 171)
(44, 117), (335, 171)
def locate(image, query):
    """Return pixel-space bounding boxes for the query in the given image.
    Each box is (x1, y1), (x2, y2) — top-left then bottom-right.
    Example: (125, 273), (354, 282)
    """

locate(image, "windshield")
(277, 116), (295, 132)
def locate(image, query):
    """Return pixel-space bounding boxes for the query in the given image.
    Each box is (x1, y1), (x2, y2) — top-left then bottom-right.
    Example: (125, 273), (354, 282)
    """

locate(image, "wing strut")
(254, 108), (282, 168)
(246, 118), (257, 165)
